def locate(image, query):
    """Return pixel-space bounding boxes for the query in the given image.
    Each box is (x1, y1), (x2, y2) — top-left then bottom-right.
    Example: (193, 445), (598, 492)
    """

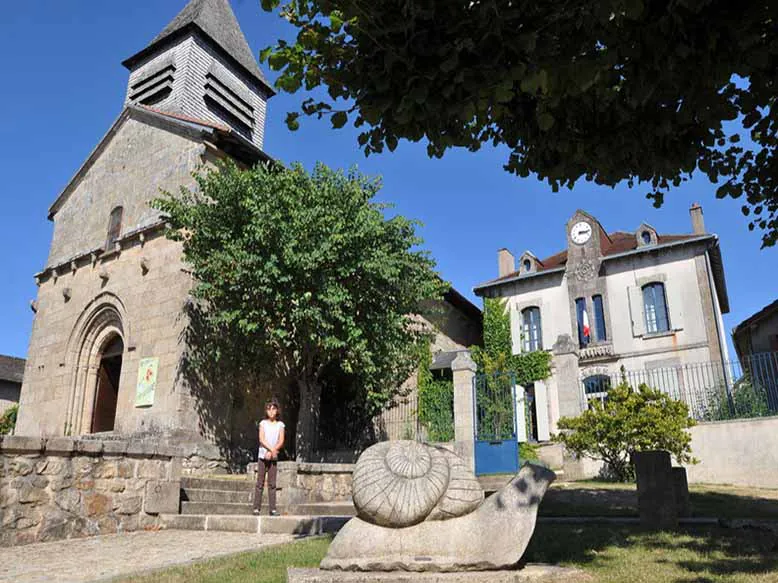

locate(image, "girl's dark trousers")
(254, 458), (277, 512)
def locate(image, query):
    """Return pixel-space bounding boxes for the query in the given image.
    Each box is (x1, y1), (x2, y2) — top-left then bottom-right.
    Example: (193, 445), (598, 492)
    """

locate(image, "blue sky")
(0, 1), (775, 360)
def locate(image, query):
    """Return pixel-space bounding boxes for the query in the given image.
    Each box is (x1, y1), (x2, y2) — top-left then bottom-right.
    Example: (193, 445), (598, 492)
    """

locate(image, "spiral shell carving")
(351, 441), (484, 528)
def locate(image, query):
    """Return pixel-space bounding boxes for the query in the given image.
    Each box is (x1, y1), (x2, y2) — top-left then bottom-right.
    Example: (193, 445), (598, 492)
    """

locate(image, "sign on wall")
(135, 357), (159, 407)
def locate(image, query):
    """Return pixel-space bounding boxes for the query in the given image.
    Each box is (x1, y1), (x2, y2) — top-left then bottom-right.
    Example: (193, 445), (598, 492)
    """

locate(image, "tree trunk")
(296, 378), (322, 462)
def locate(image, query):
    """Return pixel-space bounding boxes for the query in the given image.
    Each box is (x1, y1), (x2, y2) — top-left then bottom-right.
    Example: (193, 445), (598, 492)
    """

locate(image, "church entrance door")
(90, 335), (124, 433)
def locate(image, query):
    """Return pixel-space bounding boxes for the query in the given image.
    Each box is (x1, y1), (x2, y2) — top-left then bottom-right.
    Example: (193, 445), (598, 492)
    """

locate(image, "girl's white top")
(258, 419), (285, 458)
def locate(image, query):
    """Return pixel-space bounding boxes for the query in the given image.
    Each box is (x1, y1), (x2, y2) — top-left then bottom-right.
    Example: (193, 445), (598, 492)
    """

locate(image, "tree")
(260, 1), (778, 246)
(554, 381), (697, 481)
(0, 404), (18, 435)
(154, 161), (447, 460)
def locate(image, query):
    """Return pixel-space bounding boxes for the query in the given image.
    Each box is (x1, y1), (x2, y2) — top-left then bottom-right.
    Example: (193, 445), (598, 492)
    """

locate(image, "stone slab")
(159, 514), (207, 530)
(288, 565), (592, 582)
(144, 480), (181, 514)
(260, 515), (350, 536)
(207, 515), (260, 533)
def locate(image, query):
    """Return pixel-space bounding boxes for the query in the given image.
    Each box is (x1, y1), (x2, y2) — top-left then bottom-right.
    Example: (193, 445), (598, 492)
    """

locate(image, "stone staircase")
(160, 476), (354, 535)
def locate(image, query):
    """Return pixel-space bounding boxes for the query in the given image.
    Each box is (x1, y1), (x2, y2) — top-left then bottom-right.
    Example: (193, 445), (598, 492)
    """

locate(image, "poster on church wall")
(135, 357), (159, 407)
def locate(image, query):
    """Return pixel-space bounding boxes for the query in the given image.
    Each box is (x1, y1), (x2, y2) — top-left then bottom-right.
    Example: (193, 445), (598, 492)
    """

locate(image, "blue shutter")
(654, 284), (669, 332)
(592, 295), (606, 341)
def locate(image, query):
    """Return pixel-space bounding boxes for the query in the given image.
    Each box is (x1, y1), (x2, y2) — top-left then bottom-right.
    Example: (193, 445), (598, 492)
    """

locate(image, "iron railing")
(582, 352), (778, 421)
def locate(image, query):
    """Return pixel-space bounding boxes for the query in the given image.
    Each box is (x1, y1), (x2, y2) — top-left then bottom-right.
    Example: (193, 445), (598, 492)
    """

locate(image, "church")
(15, 0), (482, 463)
(16, 0), (275, 443)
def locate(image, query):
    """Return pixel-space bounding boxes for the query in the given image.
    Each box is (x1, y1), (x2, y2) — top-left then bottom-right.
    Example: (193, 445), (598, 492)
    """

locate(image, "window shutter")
(628, 286), (645, 337)
(510, 304), (523, 354)
(666, 282), (684, 331)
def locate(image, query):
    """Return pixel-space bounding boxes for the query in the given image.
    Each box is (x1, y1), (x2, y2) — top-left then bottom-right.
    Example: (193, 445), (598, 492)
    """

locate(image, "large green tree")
(154, 161), (446, 460)
(260, 1), (778, 246)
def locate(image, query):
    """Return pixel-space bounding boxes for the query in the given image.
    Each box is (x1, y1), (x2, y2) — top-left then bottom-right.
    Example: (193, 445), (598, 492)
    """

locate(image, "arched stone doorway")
(90, 334), (124, 433)
(64, 294), (129, 436)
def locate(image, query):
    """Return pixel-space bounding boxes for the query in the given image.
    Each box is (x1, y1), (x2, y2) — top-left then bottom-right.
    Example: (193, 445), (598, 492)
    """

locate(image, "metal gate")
(473, 372), (520, 475)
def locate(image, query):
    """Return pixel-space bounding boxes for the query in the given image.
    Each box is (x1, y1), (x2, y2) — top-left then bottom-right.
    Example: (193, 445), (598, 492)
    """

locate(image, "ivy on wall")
(416, 344), (455, 442)
(470, 298), (551, 385)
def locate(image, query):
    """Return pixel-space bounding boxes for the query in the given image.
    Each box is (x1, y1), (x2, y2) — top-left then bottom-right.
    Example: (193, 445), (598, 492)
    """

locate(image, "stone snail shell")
(351, 440), (485, 528)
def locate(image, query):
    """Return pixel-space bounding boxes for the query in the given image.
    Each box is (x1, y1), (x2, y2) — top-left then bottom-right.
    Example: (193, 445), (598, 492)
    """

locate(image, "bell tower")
(121, 0), (275, 149)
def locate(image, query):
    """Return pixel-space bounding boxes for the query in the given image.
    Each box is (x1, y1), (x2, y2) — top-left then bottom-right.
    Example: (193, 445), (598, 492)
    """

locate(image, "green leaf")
(537, 112), (555, 131)
(331, 111), (348, 129)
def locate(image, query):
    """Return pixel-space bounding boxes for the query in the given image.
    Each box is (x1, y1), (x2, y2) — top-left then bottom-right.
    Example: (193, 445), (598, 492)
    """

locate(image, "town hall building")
(474, 206), (730, 443)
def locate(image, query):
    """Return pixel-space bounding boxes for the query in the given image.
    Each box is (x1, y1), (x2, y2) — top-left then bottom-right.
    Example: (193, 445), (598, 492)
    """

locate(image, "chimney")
(690, 203), (705, 235)
(498, 248), (515, 277)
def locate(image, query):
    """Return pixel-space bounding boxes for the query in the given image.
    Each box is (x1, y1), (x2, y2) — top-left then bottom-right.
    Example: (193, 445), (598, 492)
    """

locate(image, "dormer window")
(636, 223), (658, 247)
(523, 259), (531, 272)
(519, 252), (541, 275)
(106, 206), (123, 249)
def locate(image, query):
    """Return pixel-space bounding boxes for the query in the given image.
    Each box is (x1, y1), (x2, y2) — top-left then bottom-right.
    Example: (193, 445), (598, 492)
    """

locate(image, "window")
(521, 307), (542, 352)
(592, 295), (607, 342)
(523, 259), (531, 272)
(642, 282), (670, 333)
(641, 230), (652, 245)
(583, 374), (611, 395)
(106, 206), (123, 249)
(575, 298), (590, 348)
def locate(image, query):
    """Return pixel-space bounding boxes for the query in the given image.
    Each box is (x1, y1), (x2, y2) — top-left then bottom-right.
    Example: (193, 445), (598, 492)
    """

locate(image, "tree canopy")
(260, 1), (778, 246)
(154, 161), (446, 460)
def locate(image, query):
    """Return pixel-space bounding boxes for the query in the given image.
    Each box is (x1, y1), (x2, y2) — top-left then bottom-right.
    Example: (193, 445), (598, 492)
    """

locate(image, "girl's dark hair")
(264, 397), (281, 420)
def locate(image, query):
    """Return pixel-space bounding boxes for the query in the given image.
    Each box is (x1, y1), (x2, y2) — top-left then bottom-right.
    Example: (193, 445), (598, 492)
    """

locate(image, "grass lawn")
(118, 525), (778, 583)
(539, 481), (778, 519)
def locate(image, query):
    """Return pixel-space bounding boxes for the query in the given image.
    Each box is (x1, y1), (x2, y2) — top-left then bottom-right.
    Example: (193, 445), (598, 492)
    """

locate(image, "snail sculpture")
(321, 440), (556, 572)
(351, 440), (484, 528)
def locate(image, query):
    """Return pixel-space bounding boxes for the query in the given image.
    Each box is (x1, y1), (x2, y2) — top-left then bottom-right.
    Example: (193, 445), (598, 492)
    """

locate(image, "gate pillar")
(452, 350), (477, 471)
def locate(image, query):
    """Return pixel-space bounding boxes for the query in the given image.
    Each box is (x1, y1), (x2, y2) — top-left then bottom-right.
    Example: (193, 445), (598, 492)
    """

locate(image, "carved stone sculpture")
(320, 440), (555, 572)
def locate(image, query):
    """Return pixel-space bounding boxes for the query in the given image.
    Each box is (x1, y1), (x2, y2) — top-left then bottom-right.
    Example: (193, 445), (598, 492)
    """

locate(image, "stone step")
(183, 488), (253, 504)
(159, 514), (351, 535)
(181, 501), (268, 515)
(180, 476), (254, 492)
(295, 502), (356, 516)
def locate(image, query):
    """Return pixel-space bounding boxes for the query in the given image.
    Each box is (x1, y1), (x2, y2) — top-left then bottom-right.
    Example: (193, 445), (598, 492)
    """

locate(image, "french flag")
(581, 308), (591, 345)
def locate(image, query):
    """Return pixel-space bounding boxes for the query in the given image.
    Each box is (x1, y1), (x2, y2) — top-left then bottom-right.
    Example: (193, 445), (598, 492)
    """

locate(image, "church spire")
(122, 0), (272, 94)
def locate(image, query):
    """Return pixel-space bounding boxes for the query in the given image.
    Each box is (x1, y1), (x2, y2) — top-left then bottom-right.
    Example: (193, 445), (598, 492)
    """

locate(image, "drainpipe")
(704, 243), (732, 414)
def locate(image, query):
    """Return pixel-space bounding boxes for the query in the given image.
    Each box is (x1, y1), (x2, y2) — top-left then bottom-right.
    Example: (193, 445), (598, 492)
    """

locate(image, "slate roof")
(474, 227), (729, 313)
(48, 105), (272, 221)
(0, 355), (25, 384)
(733, 299), (778, 335)
(123, 0), (273, 95)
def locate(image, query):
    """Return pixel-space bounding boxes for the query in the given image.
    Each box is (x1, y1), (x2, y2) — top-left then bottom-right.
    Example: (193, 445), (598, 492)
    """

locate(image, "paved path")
(0, 530), (296, 583)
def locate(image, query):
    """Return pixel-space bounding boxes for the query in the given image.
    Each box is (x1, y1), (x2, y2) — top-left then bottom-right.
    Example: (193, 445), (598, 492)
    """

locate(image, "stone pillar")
(551, 334), (583, 419)
(452, 351), (477, 472)
(672, 467), (691, 518)
(633, 450), (678, 530)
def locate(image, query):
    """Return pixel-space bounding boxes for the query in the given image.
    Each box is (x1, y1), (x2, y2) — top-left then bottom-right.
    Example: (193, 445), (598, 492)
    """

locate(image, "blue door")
(473, 372), (520, 475)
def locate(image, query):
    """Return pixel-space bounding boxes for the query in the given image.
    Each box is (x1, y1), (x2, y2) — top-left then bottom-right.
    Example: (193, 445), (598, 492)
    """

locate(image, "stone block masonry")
(0, 436), (185, 547)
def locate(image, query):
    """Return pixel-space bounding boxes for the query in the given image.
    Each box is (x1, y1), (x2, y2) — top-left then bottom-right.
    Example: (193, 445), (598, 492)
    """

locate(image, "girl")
(253, 397), (285, 516)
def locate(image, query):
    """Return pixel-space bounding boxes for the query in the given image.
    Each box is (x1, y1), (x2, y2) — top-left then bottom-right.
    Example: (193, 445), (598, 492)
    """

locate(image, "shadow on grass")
(539, 482), (778, 519)
(524, 524), (778, 582)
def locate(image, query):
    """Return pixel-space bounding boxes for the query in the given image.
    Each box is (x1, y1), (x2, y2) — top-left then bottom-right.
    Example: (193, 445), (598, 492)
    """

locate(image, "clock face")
(571, 221), (592, 244)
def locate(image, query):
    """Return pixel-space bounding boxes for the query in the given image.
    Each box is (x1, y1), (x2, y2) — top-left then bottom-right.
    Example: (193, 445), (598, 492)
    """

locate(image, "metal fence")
(375, 391), (425, 441)
(582, 352), (778, 421)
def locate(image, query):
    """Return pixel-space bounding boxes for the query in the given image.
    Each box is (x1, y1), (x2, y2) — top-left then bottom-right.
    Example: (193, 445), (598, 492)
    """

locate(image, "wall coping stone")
(44, 437), (76, 455)
(0, 436), (45, 453)
(695, 414), (778, 427)
(297, 462), (355, 474)
(102, 440), (129, 455)
(126, 441), (157, 457)
(75, 440), (104, 455)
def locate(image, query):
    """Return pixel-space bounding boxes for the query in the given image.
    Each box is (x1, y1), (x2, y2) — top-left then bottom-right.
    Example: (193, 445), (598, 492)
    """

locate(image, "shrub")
(0, 404), (18, 435)
(554, 382), (697, 482)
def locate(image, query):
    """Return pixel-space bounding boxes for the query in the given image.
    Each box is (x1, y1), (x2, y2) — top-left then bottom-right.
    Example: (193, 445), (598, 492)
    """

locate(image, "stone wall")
(686, 415), (778, 489)
(270, 462), (353, 508)
(0, 436), (186, 547)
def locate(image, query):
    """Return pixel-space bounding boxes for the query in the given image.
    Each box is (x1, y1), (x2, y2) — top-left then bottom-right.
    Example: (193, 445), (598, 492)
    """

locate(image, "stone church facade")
(16, 0), (273, 442)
